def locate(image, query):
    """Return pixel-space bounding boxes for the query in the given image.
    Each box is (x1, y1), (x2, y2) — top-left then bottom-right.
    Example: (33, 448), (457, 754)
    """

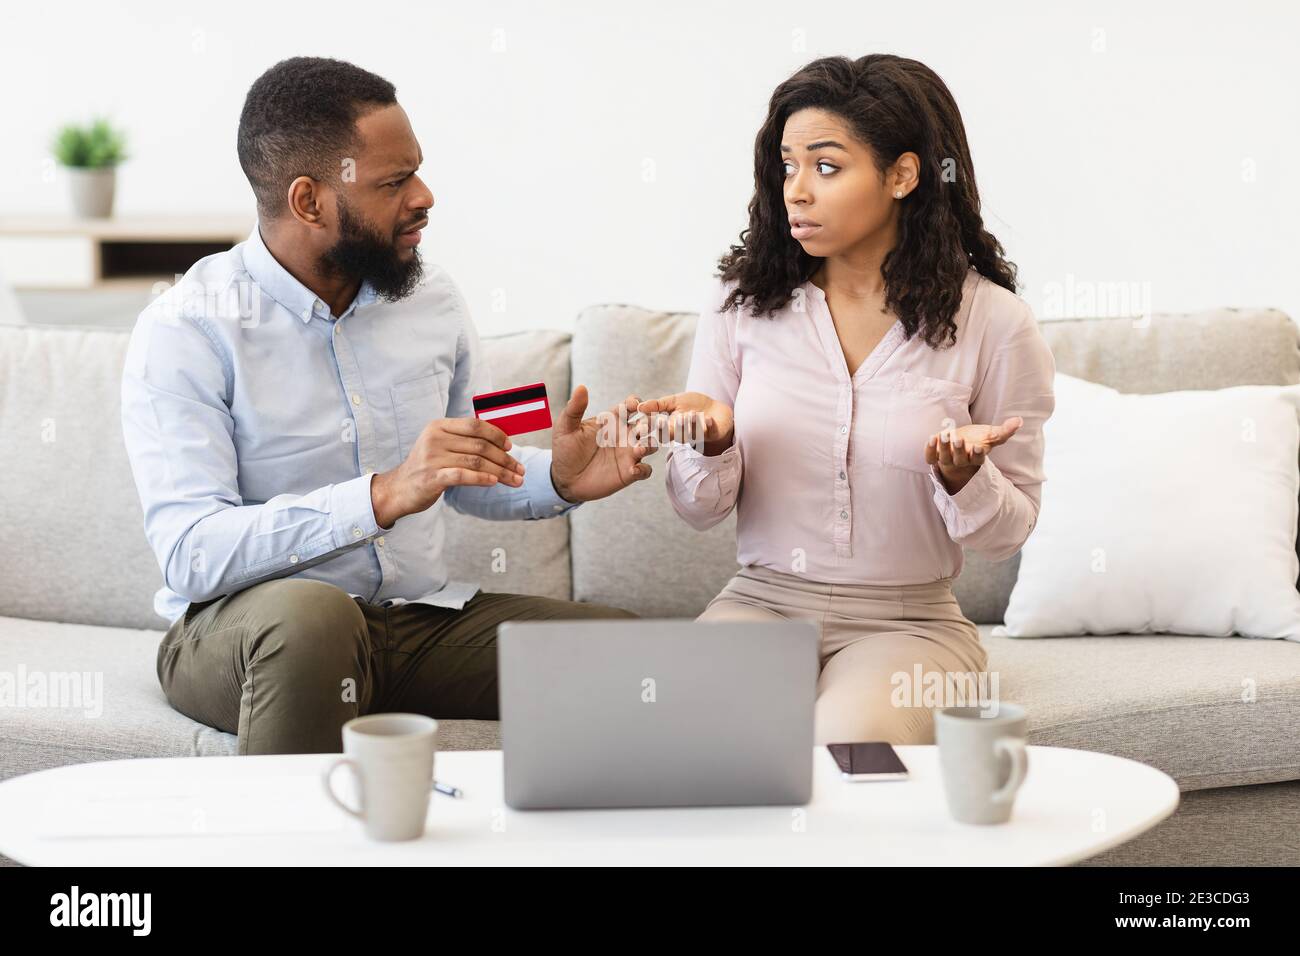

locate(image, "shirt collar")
(241, 222), (377, 324)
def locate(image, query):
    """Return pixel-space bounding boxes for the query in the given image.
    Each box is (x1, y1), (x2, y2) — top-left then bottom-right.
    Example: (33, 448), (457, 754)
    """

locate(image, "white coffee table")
(0, 745), (1178, 866)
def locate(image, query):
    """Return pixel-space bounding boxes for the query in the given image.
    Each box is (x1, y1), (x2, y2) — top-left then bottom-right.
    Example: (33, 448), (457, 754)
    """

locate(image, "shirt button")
(552, 504), (564, 512)
(840, 425), (848, 434)
(352, 394), (362, 406)
(839, 510), (848, 519)
(352, 527), (363, 538)
(288, 553), (300, 564)
(376, 537), (385, 547)
(839, 471), (847, 480)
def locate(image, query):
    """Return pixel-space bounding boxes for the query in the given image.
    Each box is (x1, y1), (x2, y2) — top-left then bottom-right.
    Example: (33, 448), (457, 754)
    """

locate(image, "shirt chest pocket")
(391, 371), (451, 460)
(881, 372), (973, 473)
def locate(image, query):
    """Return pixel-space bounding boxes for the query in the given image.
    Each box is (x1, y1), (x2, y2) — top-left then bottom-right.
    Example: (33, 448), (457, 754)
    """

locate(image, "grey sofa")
(2, 302), (1298, 867)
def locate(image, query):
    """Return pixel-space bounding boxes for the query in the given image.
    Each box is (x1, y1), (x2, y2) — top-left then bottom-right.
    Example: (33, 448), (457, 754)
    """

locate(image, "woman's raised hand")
(925, 417), (1023, 493)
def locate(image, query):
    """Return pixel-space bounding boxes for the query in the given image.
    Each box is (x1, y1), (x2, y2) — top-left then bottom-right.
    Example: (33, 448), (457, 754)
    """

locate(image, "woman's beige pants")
(697, 564), (990, 746)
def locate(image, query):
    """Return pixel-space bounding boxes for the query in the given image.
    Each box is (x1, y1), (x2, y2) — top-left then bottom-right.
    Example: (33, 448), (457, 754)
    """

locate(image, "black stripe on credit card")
(473, 384), (548, 412)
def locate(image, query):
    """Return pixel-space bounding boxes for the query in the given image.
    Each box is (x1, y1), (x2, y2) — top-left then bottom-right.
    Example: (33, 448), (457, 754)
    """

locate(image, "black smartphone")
(826, 742), (909, 781)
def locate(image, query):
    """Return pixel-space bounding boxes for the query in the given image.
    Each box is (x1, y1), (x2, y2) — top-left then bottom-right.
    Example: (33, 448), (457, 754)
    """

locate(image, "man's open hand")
(549, 385), (657, 502)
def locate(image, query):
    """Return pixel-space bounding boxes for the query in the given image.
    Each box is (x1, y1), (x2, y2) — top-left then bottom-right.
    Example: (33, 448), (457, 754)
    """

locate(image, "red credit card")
(472, 381), (552, 436)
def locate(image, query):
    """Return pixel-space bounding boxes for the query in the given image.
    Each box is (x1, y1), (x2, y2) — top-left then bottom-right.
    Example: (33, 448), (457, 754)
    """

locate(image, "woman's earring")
(894, 190), (903, 199)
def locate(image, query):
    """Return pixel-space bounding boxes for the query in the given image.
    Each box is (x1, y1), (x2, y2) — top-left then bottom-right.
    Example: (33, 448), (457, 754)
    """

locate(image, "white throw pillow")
(997, 373), (1300, 641)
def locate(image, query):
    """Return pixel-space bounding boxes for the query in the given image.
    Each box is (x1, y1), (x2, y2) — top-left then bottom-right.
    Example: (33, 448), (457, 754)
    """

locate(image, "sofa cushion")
(0, 616), (235, 776)
(0, 325), (163, 630)
(569, 304), (739, 617)
(0, 616), (500, 781)
(1002, 375), (1300, 640)
(1042, 307), (1300, 393)
(0, 323), (574, 633)
(952, 308), (1300, 622)
(981, 625), (1300, 791)
(439, 329), (573, 602)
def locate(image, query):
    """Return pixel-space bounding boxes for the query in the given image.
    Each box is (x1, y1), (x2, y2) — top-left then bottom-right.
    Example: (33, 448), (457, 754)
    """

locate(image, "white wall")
(3, 0), (1297, 331)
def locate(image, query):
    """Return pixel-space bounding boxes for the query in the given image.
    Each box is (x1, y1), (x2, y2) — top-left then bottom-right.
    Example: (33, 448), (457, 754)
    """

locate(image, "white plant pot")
(66, 166), (117, 218)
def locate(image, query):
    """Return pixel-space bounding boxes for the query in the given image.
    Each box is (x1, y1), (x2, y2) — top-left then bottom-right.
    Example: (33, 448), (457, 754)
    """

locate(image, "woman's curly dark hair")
(718, 54), (1018, 349)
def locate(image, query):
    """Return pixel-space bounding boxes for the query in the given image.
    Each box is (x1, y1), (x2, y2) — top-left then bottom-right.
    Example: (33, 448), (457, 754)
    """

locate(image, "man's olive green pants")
(156, 578), (637, 754)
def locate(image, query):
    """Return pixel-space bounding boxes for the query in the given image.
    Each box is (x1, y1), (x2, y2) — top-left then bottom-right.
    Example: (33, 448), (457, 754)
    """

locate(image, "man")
(121, 56), (654, 755)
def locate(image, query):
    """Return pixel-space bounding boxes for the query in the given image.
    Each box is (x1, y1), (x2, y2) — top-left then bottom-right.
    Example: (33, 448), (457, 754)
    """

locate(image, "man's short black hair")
(237, 56), (397, 220)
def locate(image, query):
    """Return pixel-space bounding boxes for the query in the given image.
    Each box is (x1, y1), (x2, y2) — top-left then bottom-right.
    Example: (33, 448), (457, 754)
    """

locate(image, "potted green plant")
(51, 118), (128, 218)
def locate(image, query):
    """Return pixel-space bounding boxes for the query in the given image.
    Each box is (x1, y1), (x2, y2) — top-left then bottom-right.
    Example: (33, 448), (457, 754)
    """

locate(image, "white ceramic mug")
(322, 713), (438, 841)
(934, 703), (1029, 825)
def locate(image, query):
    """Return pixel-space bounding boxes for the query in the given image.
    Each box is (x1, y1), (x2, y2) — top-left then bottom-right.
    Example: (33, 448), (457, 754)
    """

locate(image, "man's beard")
(318, 198), (424, 302)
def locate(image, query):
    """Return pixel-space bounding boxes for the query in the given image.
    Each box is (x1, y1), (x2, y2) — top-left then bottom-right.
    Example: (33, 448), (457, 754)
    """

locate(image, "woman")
(630, 54), (1056, 746)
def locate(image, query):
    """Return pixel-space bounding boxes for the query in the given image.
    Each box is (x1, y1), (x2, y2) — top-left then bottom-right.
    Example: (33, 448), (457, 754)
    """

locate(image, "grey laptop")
(498, 618), (819, 810)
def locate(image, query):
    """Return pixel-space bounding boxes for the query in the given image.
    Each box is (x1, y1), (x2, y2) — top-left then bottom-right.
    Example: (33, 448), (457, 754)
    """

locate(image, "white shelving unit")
(0, 215), (252, 291)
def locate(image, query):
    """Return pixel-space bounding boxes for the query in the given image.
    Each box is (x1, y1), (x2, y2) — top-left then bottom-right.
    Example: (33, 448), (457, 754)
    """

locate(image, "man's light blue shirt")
(121, 226), (578, 625)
